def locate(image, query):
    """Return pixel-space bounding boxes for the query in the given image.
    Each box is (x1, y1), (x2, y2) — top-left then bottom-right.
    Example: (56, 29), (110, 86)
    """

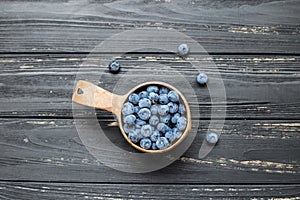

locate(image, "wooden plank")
(0, 182), (299, 199)
(0, 0), (299, 53)
(0, 118), (299, 183)
(0, 54), (299, 119)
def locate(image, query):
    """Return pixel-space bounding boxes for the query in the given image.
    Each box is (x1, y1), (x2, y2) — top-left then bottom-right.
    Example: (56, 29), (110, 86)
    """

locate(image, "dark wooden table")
(0, 0), (299, 199)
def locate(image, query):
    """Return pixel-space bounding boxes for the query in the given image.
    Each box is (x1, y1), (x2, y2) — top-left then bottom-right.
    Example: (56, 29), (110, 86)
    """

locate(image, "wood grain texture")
(0, 182), (299, 200)
(0, 54), (299, 119)
(0, 0), (299, 53)
(0, 118), (299, 183)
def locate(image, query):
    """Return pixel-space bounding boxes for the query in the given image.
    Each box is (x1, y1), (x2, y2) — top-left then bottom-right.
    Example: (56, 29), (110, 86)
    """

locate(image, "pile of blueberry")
(121, 85), (187, 150)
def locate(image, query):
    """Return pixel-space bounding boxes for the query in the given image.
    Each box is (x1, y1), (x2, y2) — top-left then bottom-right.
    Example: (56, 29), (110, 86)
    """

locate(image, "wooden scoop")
(72, 80), (191, 153)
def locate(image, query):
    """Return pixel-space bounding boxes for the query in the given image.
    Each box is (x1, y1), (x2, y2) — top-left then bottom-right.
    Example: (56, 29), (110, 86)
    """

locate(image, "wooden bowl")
(72, 80), (191, 153)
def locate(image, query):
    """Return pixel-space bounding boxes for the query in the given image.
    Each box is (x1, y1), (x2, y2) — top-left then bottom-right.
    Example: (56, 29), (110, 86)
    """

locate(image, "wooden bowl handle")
(72, 80), (123, 114)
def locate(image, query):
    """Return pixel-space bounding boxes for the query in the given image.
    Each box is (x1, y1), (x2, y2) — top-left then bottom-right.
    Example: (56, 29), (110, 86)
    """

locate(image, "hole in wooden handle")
(77, 88), (84, 95)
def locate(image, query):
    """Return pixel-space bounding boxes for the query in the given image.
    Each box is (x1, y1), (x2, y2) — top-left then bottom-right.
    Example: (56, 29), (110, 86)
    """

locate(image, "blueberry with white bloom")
(160, 114), (171, 124)
(158, 105), (169, 116)
(122, 102), (134, 115)
(136, 118), (147, 126)
(138, 98), (151, 108)
(123, 123), (135, 134)
(108, 60), (121, 73)
(137, 108), (151, 120)
(168, 90), (179, 102)
(139, 91), (148, 99)
(159, 94), (169, 105)
(176, 116), (187, 131)
(197, 73), (208, 85)
(177, 44), (189, 57)
(206, 132), (219, 144)
(178, 104), (186, 115)
(165, 131), (176, 142)
(157, 123), (170, 133)
(159, 87), (169, 94)
(147, 86), (159, 93)
(150, 130), (160, 142)
(141, 124), (153, 137)
(140, 138), (152, 150)
(148, 92), (159, 101)
(151, 142), (158, 150)
(128, 130), (140, 143)
(123, 115), (136, 125)
(156, 137), (170, 149)
(171, 113), (181, 124)
(149, 115), (159, 126)
(129, 93), (140, 104)
(167, 102), (178, 114)
(150, 104), (158, 115)
(134, 106), (140, 114)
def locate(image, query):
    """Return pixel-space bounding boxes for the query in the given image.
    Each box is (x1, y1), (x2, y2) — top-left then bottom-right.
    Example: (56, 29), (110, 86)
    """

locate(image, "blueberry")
(197, 73), (208, 85)
(167, 91), (179, 102)
(157, 123), (170, 133)
(139, 91), (148, 99)
(150, 104), (159, 115)
(150, 130), (160, 142)
(149, 115), (159, 126)
(158, 105), (169, 116)
(165, 131), (176, 142)
(128, 130), (140, 143)
(176, 116), (187, 131)
(138, 98), (151, 108)
(129, 93), (140, 104)
(134, 106), (140, 114)
(172, 128), (182, 139)
(171, 113), (181, 124)
(140, 138), (152, 150)
(151, 142), (158, 150)
(147, 86), (159, 93)
(123, 123), (135, 134)
(206, 132), (219, 144)
(122, 102), (134, 115)
(167, 102), (178, 114)
(159, 87), (169, 94)
(160, 114), (171, 124)
(108, 60), (121, 73)
(156, 137), (170, 149)
(136, 118), (147, 126)
(177, 44), (189, 57)
(123, 114), (136, 125)
(159, 94), (169, 105)
(141, 124), (153, 137)
(178, 104), (186, 115)
(148, 92), (159, 101)
(137, 108), (151, 121)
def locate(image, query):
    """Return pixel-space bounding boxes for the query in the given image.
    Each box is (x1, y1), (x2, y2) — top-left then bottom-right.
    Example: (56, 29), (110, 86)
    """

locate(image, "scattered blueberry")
(138, 98), (151, 108)
(160, 114), (171, 124)
(159, 87), (169, 94)
(159, 94), (169, 105)
(108, 60), (121, 73)
(150, 104), (159, 115)
(141, 124), (153, 137)
(158, 105), (169, 116)
(138, 108), (151, 120)
(150, 130), (160, 142)
(123, 115), (136, 125)
(149, 115), (159, 126)
(139, 91), (148, 99)
(177, 116), (187, 131)
(168, 91), (179, 102)
(167, 102), (178, 114)
(122, 102), (134, 116)
(140, 138), (152, 150)
(177, 44), (189, 57)
(178, 104), (186, 115)
(156, 137), (170, 149)
(171, 113), (181, 124)
(197, 73), (208, 85)
(206, 132), (219, 144)
(148, 92), (159, 101)
(129, 93), (140, 104)
(147, 86), (159, 93)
